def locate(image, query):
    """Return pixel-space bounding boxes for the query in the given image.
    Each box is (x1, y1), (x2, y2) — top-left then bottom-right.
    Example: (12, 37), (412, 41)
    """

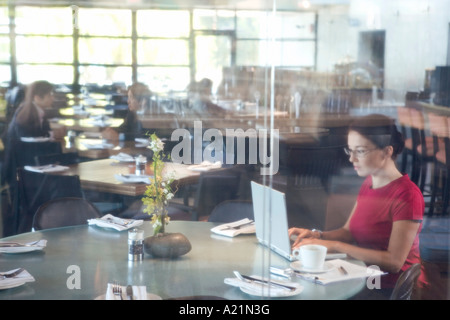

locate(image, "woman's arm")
(300, 220), (421, 273)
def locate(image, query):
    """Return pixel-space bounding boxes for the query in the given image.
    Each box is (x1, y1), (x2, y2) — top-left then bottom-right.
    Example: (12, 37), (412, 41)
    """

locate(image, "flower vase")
(144, 205), (192, 259)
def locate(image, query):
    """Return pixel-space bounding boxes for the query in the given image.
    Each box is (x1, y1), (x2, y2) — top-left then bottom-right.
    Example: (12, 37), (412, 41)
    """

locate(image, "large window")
(2, 4), (316, 93)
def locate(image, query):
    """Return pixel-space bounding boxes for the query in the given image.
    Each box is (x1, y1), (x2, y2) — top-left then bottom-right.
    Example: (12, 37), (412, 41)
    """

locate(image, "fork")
(112, 282), (123, 300)
(0, 268), (25, 279)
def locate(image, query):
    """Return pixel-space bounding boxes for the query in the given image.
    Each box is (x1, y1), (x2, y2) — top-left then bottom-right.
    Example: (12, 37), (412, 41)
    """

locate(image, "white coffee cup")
(298, 244), (327, 270)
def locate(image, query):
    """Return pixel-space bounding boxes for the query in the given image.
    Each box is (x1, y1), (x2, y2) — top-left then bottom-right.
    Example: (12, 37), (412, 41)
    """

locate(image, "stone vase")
(144, 232), (191, 259)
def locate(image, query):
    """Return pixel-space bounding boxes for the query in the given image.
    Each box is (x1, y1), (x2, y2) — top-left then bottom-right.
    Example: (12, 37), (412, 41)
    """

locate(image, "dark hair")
(128, 82), (151, 108)
(348, 114), (405, 159)
(16, 80), (53, 126)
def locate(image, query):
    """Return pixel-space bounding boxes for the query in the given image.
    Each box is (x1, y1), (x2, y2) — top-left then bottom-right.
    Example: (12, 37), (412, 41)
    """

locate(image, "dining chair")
(32, 197), (101, 231)
(397, 106), (415, 176)
(426, 112), (449, 216)
(389, 263), (421, 300)
(168, 170), (241, 221)
(14, 168), (84, 234)
(207, 200), (254, 223)
(34, 151), (83, 166)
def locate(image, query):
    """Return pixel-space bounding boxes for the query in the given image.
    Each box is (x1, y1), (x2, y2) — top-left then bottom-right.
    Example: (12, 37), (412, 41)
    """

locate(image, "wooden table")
(50, 117), (124, 133)
(58, 159), (204, 197)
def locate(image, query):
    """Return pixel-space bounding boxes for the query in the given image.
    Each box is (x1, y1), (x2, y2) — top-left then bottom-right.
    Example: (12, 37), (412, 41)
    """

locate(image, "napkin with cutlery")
(210, 218), (255, 237)
(105, 283), (155, 300)
(188, 160), (222, 172)
(0, 268), (35, 290)
(0, 240), (47, 254)
(224, 275), (302, 297)
(82, 142), (114, 150)
(87, 214), (143, 231)
(114, 174), (151, 184)
(110, 152), (135, 162)
(24, 164), (69, 173)
(292, 259), (386, 285)
(135, 138), (149, 147)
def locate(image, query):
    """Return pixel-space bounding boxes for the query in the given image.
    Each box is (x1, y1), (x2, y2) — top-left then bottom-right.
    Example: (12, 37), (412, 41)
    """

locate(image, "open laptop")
(251, 181), (297, 261)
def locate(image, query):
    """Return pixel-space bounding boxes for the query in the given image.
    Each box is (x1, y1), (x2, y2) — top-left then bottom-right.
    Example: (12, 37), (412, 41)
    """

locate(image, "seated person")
(102, 82), (151, 141)
(188, 78), (228, 118)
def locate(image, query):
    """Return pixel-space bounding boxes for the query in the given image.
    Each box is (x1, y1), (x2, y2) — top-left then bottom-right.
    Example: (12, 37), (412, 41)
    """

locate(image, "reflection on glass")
(17, 65), (73, 84)
(79, 66), (132, 86)
(193, 9), (235, 30)
(138, 67), (190, 93)
(0, 36), (9, 62)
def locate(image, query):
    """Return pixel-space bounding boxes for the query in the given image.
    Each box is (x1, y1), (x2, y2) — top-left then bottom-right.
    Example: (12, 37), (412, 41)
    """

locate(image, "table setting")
(24, 164), (69, 173)
(0, 268), (35, 291)
(96, 283), (162, 300)
(87, 214), (143, 231)
(210, 218), (255, 237)
(187, 160), (222, 171)
(20, 136), (51, 143)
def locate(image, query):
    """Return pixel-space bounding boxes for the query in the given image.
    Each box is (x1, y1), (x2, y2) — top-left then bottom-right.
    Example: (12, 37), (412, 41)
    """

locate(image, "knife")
(126, 285), (134, 300)
(0, 268), (25, 279)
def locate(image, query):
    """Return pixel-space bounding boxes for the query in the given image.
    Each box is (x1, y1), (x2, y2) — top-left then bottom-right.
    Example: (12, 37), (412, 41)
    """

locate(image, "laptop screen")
(251, 181), (293, 261)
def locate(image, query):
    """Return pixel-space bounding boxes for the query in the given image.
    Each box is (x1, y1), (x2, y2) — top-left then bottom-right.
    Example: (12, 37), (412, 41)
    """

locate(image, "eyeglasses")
(344, 147), (377, 158)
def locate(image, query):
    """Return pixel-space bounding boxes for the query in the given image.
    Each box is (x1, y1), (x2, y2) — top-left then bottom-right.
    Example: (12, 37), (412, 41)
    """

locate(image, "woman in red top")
(288, 113), (427, 297)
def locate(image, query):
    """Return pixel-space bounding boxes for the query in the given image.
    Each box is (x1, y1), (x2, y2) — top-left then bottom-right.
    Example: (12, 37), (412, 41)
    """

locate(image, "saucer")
(290, 261), (334, 274)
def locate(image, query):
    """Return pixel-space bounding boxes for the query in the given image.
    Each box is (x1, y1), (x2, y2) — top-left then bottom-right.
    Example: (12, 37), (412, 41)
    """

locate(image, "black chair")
(389, 263), (421, 300)
(14, 169), (84, 234)
(208, 200), (254, 223)
(32, 197), (101, 231)
(169, 170), (241, 221)
(34, 152), (82, 166)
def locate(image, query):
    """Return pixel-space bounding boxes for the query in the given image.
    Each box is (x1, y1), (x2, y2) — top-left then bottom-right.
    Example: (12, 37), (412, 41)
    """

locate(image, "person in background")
(288, 113), (428, 299)
(6, 80), (54, 141)
(102, 82), (151, 141)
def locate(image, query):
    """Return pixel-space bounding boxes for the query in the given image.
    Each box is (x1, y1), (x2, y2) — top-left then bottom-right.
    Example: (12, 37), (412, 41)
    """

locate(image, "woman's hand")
(288, 227), (318, 248)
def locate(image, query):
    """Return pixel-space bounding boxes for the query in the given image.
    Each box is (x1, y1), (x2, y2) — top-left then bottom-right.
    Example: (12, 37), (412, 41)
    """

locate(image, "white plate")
(94, 293), (162, 300)
(0, 241), (47, 254)
(0, 281), (27, 290)
(290, 261), (334, 274)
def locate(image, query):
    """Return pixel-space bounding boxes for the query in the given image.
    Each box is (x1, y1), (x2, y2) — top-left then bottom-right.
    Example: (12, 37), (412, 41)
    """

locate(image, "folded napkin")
(24, 164), (69, 173)
(293, 259), (386, 285)
(110, 153), (135, 162)
(210, 218), (255, 237)
(135, 138), (149, 147)
(20, 137), (50, 143)
(82, 142), (114, 150)
(188, 161), (222, 172)
(87, 214), (143, 231)
(0, 240), (47, 254)
(0, 268), (35, 290)
(105, 283), (155, 300)
(114, 174), (151, 184)
(224, 276), (302, 297)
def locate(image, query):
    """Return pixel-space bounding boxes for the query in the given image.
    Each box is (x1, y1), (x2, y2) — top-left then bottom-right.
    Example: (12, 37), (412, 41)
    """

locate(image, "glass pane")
(137, 10), (190, 37)
(138, 67), (190, 93)
(273, 12), (316, 39)
(0, 6), (8, 34)
(236, 40), (270, 66)
(236, 11), (270, 38)
(16, 36), (73, 64)
(79, 38), (132, 64)
(137, 39), (189, 65)
(17, 65), (73, 85)
(193, 9), (235, 30)
(79, 66), (132, 86)
(78, 8), (131, 36)
(277, 41), (315, 66)
(15, 7), (72, 35)
(0, 65), (10, 84)
(0, 36), (9, 62)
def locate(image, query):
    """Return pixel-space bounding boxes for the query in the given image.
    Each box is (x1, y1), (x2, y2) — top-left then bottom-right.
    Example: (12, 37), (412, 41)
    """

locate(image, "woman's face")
(347, 130), (390, 177)
(34, 92), (54, 109)
(128, 90), (140, 112)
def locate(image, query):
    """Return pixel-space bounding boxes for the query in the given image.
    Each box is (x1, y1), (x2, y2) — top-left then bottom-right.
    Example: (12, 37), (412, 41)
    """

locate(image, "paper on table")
(293, 259), (386, 285)
(24, 165), (69, 173)
(0, 268), (35, 290)
(20, 137), (50, 142)
(114, 174), (151, 184)
(210, 218), (255, 237)
(188, 161), (222, 172)
(110, 153), (135, 162)
(82, 142), (114, 149)
(87, 214), (143, 231)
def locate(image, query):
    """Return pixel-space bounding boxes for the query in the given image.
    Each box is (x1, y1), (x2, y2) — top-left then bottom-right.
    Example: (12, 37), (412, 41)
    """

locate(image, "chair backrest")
(15, 169), (84, 234)
(389, 263), (421, 300)
(34, 152), (81, 166)
(192, 170), (241, 220)
(208, 200), (254, 223)
(32, 197), (101, 231)
(428, 112), (449, 138)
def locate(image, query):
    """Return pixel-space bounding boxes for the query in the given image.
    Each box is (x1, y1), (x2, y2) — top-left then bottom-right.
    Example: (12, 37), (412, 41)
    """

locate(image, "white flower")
(166, 193), (174, 200)
(149, 137), (165, 153)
